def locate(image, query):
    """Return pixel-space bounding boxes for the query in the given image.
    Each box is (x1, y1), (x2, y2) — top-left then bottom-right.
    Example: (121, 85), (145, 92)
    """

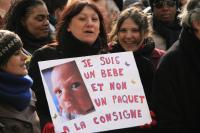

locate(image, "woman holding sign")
(108, 7), (159, 132)
(28, 1), (108, 132)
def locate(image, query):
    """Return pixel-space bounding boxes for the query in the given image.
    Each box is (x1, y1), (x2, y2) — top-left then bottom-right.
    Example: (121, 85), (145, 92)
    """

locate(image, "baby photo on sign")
(42, 61), (95, 121)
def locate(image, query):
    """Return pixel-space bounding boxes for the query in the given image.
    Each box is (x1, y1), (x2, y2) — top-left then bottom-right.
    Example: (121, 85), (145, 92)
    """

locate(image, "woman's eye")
(78, 17), (86, 21)
(36, 15), (49, 22)
(92, 17), (98, 21)
(71, 82), (81, 91)
(131, 28), (139, 33)
(119, 29), (127, 33)
(36, 16), (44, 21)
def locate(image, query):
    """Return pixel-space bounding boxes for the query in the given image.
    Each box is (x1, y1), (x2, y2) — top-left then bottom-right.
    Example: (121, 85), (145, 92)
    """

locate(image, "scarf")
(57, 32), (102, 58)
(153, 16), (182, 49)
(19, 28), (53, 54)
(0, 71), (33, 111)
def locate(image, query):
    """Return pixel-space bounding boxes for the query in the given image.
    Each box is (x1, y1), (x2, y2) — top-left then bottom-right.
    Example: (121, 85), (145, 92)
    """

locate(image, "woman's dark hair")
(3, 0), (45, 37)
(43, 0), (68, 15)
(56, 1), (108, 51)
(42, 0), (68, 25)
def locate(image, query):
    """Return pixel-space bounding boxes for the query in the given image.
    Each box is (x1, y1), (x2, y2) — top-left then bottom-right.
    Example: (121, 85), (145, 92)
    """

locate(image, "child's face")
(52, 62), (94, 115)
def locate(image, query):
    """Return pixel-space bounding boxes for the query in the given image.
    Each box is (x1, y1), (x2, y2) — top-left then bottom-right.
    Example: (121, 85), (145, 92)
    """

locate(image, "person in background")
(28, 1), (108, 132)
(42, 0), (68, 38)
(87, 0), (123, 33)
(0, 0), (12, 29)
(0, 30), (40, 133)
(42, 0), (68, 26)
(123, 0), (140, 9)
(149, 0), (182, 50)
(3, 0), (54, 54)
(151, 0), (200, 132)
(51, 61), (95, 121)
(123, 0), (150, 10)
(142, 0), (151, 7)
(178, 0), (188, 10)
(107, 7), (161, 132)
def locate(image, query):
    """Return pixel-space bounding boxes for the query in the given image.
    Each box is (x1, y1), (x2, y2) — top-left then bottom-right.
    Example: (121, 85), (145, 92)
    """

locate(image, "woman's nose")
(86, 19), (94, 27)
(125, 31), (132, 38)
(21, 52), (28, 60)
(43, 18), (49, 25)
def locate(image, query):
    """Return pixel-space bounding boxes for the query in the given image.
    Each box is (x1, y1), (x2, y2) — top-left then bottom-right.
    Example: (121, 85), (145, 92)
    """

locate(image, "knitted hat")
(0, 30), (23, 66)
(113, 0), (123, 11)
(149, 0), (179, 11)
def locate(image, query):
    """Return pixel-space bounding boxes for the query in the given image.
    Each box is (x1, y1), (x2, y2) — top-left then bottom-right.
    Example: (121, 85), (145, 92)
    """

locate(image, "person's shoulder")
(108, 42), (123, 53)
(32, 42), (59, 61)
(162, 41), (180, 58)
(152, 48), (166, 58)
(134, 54), (155, 70)
(157, 41), (180, 67)
(38, 42), (58, 52)
(151, 32), (167, 50)
(134, 54), (151, 64)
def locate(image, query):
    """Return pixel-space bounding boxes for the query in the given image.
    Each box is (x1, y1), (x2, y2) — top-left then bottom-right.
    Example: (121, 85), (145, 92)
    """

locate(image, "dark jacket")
(151, 28), (200, 132)
(0, 92), (40, 133)
(109, 38), (165, 69)
(21, 31), (53, 54)
(152, 15), (182, 50)
(106, 42), (155, 133)
(28, 33), (107, 130)
(109, 41), (155, 108)
(133, 38), (165, 69)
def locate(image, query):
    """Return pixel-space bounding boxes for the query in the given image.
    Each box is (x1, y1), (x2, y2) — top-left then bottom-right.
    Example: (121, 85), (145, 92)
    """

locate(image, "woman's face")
(118, 18), (145, 52)
(1, 49), (28, 76)
(22, 4), (50, 39)
(68, 6), (100, 45)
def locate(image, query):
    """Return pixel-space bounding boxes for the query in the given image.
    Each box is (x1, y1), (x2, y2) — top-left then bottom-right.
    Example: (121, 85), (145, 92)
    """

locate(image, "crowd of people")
(1, 0), (199, 133)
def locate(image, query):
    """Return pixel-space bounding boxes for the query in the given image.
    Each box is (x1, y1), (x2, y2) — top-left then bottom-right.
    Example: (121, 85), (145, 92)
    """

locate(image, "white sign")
(39, 52), (152, 133)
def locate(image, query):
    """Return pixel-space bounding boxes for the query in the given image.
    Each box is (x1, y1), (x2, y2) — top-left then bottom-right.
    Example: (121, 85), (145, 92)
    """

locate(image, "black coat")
(109, 43), (155, 105)
(105, 43), (155, 133)
(28, 33), (106, 130)
(151, 28), (200, 132)
(20, 28), (53, 54)
(0, 93), (40, 133)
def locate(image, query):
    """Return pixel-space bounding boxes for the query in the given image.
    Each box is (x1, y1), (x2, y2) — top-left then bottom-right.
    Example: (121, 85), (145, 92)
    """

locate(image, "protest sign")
(39, 52), (152, 133)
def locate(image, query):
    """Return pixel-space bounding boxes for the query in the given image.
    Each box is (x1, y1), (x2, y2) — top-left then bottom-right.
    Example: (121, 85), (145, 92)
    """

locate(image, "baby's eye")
(56, 89), (62, 97)
(71, 82), (81, 91)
